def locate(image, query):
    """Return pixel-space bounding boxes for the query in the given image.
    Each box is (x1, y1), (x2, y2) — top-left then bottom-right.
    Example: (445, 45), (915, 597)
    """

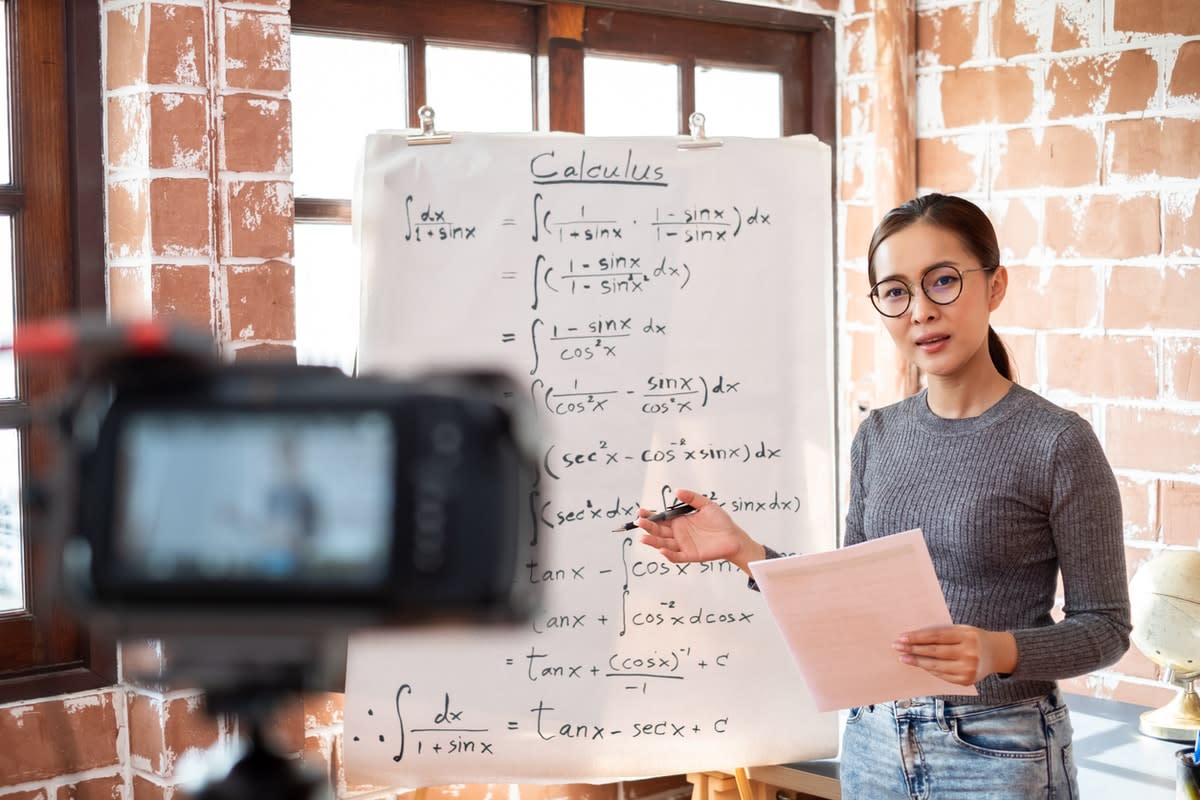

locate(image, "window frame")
(0, 0), (112, 704)
(290, 0), (836, 225)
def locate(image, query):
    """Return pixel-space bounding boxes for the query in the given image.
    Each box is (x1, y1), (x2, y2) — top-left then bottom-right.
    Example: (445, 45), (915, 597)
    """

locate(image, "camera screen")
(112, 410), (395, 585)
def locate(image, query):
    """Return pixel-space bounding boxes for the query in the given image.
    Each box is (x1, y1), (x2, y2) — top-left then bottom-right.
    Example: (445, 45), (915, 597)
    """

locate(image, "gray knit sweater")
(837, 382), (1131, 704)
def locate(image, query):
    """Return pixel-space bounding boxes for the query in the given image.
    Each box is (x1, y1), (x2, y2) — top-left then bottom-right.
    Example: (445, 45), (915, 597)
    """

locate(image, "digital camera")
(20, 320), (540, 692)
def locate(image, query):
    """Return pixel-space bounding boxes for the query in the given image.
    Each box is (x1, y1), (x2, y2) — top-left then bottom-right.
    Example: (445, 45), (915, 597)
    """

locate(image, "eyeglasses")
(868, 264), (989, 318)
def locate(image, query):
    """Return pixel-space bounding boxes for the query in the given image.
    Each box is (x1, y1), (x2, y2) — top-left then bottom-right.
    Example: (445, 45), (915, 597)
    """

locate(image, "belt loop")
(934, 698), (949, 731)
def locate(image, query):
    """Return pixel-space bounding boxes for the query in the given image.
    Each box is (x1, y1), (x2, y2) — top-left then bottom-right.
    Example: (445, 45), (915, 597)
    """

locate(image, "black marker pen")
(612, 503), (698, 532)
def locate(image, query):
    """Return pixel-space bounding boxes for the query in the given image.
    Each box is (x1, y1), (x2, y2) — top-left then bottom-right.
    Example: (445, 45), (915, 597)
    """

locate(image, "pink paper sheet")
(748, 529), (977, 711)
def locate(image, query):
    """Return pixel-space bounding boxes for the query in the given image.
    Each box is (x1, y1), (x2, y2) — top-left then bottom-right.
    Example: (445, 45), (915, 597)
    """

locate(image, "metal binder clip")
(678, 112), (723, 150)
(407, 106), (452, 146)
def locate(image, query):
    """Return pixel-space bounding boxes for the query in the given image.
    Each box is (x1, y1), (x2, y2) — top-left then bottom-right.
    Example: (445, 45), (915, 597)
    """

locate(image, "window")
(583, 56), (679, 135)
(290, 0), (835, 370)
(0, 0), (112, 702)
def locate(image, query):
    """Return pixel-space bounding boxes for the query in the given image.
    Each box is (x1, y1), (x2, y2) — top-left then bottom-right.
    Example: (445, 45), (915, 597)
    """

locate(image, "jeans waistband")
(888, 688), (1062, 720)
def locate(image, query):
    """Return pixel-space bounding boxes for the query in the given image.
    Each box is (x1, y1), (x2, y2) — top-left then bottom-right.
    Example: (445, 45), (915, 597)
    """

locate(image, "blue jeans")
(840, 690), (1078, 799)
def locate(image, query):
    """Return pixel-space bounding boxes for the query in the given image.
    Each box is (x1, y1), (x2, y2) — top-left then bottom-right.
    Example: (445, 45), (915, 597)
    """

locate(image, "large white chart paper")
(346, 133), (837, 785)
(748, 529), (976, 712)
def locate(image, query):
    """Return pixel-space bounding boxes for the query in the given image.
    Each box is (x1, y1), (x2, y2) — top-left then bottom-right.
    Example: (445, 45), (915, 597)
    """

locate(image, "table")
(720, 693), (1186, 799)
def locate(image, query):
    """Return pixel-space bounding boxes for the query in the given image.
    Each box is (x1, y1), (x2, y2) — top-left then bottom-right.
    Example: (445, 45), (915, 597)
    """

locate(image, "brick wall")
(0, 691), (125, 799)
(104, 0), (295, 360)
(840, 0), (1200, 708)
(3, 0), (1198, 797)
(1, 2), (301, 798)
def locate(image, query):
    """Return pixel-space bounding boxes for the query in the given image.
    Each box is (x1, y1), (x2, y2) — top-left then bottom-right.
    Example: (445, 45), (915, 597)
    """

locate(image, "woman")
(635, 194), (1130, 798)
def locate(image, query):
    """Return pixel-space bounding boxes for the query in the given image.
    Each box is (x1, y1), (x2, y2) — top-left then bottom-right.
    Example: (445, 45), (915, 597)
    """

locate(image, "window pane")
(294, 223), (358, 375)
(0, 429), (23, 612)
(425, 45), (533, 133)
(0, 3), (9, 184)
(584, 56), (678, 136)
(694, 65), (781, 137)
(0, 216), (12, 399)
(291, 34), (407, 199)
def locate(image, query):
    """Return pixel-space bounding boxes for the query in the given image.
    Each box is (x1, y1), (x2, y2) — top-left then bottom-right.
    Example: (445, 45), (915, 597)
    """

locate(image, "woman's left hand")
(893, 625), (1018, 686)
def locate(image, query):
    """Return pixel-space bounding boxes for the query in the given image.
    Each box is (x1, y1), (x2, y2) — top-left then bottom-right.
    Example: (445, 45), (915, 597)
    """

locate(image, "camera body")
(39, 336), (539, 690)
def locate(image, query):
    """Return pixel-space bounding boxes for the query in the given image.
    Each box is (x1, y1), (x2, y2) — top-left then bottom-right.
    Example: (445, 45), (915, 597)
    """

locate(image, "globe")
(1129, 549), (1200, 742)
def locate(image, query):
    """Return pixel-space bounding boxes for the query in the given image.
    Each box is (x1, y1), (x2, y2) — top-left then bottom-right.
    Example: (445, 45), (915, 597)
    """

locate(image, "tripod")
(187, 687), (333, 800)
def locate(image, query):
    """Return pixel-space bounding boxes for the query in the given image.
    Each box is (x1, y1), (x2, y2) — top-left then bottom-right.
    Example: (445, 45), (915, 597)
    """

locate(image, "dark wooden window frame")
(291, 0), (836, 225)
(0, 0), (112, 703)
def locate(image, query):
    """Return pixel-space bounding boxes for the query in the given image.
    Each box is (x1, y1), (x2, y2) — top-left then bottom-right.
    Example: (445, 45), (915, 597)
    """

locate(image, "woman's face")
(870, 221), (1006, 380)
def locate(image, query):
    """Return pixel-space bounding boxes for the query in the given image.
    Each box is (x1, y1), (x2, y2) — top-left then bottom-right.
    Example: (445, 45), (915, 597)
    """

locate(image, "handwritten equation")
(400, 192), (773, 250)
(404, 195), (477, 241)
(541, 439), (784, 479)
(527, 375), (742, 416)
(528, 254), (691, 309)
(354, 683), (735, 765)
(529, 194), (772, 245)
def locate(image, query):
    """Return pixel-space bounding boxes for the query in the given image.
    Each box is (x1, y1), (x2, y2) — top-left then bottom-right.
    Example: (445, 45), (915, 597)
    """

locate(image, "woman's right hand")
(634, 488), (765, 575)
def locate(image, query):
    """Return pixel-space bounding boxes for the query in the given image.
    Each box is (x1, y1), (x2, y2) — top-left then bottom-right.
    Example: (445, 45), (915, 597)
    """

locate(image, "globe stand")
(1139, 669), (1200, 743)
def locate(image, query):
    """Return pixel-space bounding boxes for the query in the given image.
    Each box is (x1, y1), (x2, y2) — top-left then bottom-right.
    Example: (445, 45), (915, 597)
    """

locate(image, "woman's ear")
(988, 265), (1008, 311)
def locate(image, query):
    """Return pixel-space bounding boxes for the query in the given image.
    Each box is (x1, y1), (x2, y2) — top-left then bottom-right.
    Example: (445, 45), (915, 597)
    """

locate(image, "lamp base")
(1138, 680), (1200, 742)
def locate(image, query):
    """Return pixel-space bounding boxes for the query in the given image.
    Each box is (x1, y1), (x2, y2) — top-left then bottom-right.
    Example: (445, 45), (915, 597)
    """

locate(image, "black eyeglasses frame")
(867, 264), (992, 318)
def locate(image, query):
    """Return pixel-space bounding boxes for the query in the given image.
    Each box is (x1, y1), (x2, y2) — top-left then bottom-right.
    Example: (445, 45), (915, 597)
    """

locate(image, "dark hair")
(866, 193), (1012, 381)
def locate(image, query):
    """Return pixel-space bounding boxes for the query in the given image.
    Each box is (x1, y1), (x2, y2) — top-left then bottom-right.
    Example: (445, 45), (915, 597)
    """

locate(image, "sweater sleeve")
(746, 545), (783, 592)
(1005, 417), (1132, 682)
(842, 419), (868, 548)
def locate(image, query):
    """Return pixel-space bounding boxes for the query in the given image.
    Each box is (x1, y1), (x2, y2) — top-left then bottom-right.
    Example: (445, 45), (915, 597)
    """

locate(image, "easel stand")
(686, 770), (832, 800)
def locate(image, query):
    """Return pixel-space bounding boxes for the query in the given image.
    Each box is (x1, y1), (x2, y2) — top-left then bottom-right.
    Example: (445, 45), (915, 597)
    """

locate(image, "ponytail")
(987, 325), (1013, 381)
